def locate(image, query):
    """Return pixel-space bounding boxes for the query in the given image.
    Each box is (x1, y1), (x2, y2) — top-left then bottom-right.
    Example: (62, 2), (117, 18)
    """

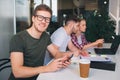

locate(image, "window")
(34, 0), (57, 22)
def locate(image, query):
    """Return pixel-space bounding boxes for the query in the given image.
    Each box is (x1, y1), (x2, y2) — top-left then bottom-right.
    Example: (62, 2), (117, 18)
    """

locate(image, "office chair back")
(0, 58), (11, 80)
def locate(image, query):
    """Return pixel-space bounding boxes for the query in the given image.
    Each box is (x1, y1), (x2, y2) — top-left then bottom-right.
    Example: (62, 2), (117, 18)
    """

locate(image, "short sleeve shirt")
(51, 27), (71, 52)
(9, 30), (51, 80)
(71, 33), (89, 49)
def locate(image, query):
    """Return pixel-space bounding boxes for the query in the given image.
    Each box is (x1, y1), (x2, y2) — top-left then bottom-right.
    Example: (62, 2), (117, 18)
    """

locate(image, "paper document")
(81, 55), (111, 62)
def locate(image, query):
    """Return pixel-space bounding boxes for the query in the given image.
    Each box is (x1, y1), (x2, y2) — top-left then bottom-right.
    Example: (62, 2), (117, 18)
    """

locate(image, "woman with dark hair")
(71, 19), (104, 50)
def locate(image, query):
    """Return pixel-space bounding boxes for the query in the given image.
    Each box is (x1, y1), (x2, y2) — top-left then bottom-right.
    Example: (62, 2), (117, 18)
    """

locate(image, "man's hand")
(46, 56), (71, 72)
(80, 50), (90, 57)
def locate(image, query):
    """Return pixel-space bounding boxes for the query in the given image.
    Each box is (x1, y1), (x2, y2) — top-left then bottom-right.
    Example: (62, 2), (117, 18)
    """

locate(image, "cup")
(79, 59), (91, 78)
(97, 43), (103, 47)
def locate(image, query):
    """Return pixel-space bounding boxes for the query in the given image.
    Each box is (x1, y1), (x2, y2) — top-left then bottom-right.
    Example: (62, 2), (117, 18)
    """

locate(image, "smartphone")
(62, 54), (74, 63)
(67, 54), (73, 61)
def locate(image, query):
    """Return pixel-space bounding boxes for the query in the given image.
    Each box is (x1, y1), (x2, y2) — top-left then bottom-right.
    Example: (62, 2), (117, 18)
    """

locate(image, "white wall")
(109, 0), (120, 35)
(109, 0), (118, 18)
(0, 0), (14, 58)
(0, 0), (15, 80)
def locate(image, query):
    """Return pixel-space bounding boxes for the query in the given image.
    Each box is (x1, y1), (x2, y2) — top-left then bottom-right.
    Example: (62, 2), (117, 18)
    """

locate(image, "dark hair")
(33, 4), (52, 16)
(79, 18), (86, 22)
(65, 15), (79, 25)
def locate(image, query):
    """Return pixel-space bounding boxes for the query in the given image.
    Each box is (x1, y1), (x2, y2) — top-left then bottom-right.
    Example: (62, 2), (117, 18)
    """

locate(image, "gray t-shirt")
(51, 27), (71, 52)
(9, 30), (51, 80)
(44, 27), (71, 65)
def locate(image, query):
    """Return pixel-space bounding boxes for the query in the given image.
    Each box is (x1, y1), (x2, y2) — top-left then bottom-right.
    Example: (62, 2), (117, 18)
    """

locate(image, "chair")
(0, 58), (11, 80)
(0, 58), (11, 71)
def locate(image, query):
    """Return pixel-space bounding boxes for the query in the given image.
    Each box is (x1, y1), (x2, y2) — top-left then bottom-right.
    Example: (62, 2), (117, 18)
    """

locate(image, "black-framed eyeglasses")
(35, 15), (51, 23)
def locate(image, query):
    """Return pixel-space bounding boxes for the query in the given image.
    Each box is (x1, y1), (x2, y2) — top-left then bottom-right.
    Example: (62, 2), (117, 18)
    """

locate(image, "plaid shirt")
(71, 33), (89, 49)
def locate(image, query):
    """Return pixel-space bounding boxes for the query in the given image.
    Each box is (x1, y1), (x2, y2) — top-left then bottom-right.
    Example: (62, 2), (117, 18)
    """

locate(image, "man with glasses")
(9, 4), (72, 80)
(34, 15), (51, 23)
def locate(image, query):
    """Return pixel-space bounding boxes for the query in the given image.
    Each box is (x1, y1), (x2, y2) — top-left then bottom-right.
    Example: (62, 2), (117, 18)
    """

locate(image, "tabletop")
(37, 43), (120, 80)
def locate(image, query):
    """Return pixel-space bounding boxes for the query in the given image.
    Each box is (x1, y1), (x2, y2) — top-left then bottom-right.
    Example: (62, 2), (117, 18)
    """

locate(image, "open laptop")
(94, 35), (120, 55)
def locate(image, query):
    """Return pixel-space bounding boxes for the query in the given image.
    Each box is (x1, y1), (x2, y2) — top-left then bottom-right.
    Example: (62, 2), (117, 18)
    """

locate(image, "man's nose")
(41, 18), (46, 23)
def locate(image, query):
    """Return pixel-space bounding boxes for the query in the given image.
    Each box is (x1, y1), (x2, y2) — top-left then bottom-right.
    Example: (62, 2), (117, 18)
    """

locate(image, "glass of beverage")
(97, 43), (103, 47)
(79, 59), (91, 78)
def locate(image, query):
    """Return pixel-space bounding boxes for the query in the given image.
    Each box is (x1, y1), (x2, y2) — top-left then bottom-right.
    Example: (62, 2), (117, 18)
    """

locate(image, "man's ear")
(32, 16), (35, 22)
(69, 21), (74, 27)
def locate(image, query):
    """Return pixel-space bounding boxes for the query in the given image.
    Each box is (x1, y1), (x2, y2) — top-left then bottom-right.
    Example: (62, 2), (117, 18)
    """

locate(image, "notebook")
(94, 35), (120, 55)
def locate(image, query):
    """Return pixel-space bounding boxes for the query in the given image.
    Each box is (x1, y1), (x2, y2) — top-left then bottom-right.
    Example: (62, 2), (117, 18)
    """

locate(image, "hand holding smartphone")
(67, 54), (73, 61)
(61, 54), (74, 63)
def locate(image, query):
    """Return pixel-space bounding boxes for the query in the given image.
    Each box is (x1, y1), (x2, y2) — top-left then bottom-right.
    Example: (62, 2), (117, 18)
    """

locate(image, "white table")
(37, 43), (120, 80)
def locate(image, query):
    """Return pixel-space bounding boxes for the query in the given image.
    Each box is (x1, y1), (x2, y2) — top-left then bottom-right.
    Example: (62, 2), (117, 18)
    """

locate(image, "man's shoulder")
(16, 30), (27, 36)
(12, 30), (27, 40)
(52, 27), (65, 35)
(57, 27), (64, 31)
(51, 27), (68, 41)
(42, 32), (51, 38)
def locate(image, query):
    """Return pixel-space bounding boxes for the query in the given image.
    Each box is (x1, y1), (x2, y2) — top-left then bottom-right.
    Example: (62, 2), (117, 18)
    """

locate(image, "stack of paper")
(81, 55), (111, 62)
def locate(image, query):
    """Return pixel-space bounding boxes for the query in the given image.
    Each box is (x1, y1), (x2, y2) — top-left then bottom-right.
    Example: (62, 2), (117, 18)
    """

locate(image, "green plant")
(85, 10), (116, 42)
(47, 21), (60, 35)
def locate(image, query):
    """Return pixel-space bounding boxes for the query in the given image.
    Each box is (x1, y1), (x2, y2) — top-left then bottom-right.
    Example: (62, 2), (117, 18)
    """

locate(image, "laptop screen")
(110, 35), (120, 53)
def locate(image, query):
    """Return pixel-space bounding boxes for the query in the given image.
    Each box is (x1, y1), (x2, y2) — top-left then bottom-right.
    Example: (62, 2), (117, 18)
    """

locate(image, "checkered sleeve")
(71, 34), (83, 49)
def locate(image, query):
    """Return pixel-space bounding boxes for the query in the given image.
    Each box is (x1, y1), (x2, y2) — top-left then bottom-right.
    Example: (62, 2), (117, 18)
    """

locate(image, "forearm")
(83, 42), (97, 50)
(47, 44), (72, 59)
(12, 65), (48, 78)
(54, 51), (72, 59)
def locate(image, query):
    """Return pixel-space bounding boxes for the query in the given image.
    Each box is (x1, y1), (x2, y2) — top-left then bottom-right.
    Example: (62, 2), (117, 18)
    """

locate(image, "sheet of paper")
(81, 55), (111, 62)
